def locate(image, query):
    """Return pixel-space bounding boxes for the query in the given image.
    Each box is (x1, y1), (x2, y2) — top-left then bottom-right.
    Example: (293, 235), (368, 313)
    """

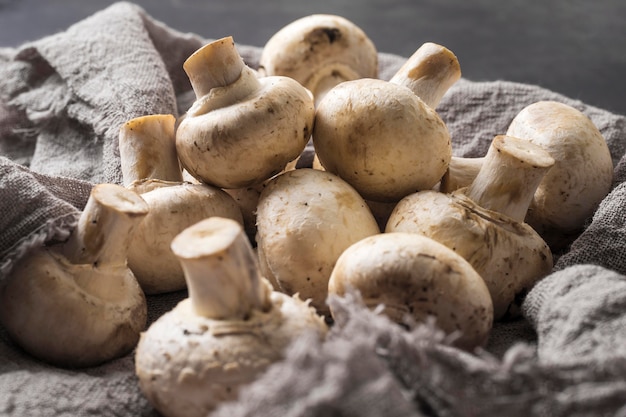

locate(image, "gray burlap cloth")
(1, 2), (625, 416)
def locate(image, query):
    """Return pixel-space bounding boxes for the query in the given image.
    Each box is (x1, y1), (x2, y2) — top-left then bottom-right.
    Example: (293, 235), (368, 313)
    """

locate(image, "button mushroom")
(328, 232), (494, 350)
(387, 135), (555, 320)
(135, 217), (327, 417)
(258, 14), (378, 106)
(175, 36), (315, 189)
(0, 183), (148, 368)
(506, 101), (614, 248)
(312, 42), (460, 203)
(440, 101), (614, 250)
(255, 168), (381, 316)
(119, 114), (244, 294)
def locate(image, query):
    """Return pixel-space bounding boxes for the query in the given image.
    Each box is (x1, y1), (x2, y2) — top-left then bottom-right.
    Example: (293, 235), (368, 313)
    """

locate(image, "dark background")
(1, 0), (625, 115)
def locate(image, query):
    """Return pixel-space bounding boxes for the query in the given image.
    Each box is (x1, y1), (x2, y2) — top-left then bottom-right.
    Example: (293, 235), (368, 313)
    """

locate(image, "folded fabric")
(1, 2), (625, 416)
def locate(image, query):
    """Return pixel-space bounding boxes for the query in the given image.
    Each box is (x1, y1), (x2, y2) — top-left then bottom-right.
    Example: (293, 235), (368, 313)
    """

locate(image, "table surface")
(1, 0), (625, 116)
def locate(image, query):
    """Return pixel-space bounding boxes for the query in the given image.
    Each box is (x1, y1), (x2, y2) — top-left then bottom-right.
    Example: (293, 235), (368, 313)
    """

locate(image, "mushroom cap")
(506, 101), (614, 238)
(386, 190), (553, 320)
(176, 70), (315, 189)
(255, 168), (380, 315)
(313, 78), (451, 202)
(328, 232), (493, 350)
(259, 14), (378, 101)
(0, 248), (147, 368)
(135, 290), (327, 417)
(127, 180), (244, 295)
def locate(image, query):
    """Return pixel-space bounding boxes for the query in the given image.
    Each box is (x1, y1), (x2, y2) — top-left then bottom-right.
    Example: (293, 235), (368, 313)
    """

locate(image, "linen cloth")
(1, 3), (625, 416)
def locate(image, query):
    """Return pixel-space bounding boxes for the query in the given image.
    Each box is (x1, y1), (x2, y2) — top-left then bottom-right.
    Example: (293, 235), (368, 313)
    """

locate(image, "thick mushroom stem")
(171, 217), (271, 320)
(184, 36), (245, 98)
(119, 114), (182, 186)
(183, 37), (263, 120)
(439, 156), (483, 194)
(62, 184), (149, 266)
(389, 42), (461, 108)
(464, 135), (554, 223)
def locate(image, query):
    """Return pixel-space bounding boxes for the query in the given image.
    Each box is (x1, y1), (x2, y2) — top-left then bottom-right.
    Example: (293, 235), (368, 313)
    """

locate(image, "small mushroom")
(312, 42), (460, 203)
(255, 168), (381, 316)
(440, 101), (614, 250)
(328, 232), (493, 350)
(0, 184), (148, 368)
(135, 217), (327, 417)
(176, 36), (315, 189)
(387, 135), (555, 320)
(258, 14), (378, 105)
(119, 114), (244, 294)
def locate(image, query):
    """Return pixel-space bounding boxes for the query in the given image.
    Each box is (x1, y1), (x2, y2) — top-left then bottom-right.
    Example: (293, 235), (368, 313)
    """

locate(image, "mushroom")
(258, 14), (378, 105)
(255, 168), (381, 316)
(119, 114), (244, 294)
(328, 232), (493, 350)
(440, 101), (614, 250)
(312, 42), (460, 203)
(135, 217), (327, 417)
(387, 135), (555, 320)
(176, 36), (315, 189)
(507, 101), (614, 248)
(0, 183), (148, 368)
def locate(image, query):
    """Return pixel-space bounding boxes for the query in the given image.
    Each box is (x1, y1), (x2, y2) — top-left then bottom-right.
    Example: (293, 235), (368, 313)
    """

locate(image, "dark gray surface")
(0, 0), (625, 115)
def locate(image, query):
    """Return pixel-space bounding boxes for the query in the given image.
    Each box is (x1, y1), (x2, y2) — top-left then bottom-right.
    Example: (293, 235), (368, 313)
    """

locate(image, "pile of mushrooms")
(0, 12), (616, 415)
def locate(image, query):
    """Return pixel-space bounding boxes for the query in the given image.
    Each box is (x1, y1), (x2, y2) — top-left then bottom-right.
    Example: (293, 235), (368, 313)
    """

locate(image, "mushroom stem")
(62, 184), (149, 266)
(171, 217), (271, 320)
(119, 114), (182, 186)
(312, 70), (355, 106)
(184, 36), (246, 98)
(439, 155), (484, 193)
(464, 135), (554, 223)
(389, 42), (461, 108)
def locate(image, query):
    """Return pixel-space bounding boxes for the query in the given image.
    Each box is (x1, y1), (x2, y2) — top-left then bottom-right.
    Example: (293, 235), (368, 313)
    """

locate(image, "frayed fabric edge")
(0, 212), (79, 281)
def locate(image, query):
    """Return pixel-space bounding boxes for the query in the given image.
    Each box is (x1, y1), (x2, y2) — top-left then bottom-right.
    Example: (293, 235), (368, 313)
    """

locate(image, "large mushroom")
(387, 135), (555, 320)
(255, 168), (381, 316)
(176, 36), (315, 189)
(119, 114), (244, 294)
(0, 184), (148, 368)
(312, 42), (460, 203)
(328, 232), (494, 350)
(258, 14), (378, 105)
(440, 101), (614, 250)
(135, 217), (327, 417)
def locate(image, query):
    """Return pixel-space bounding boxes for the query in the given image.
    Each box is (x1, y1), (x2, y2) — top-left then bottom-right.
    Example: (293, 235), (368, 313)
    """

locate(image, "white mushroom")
(119, 114), (244, 294)
(387, 135), (555, 319)
(312, 42), (460, 203)
(328, 232), (493, 350)
(255, 168), (381, 316)
(0, 184), (148, 368)
(259, 14), (378, 105)
(176, 36), (315, 189)
(135, 217), (327, 417)
(507, 101), (614, 248)
(440, 101), (614, 250)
